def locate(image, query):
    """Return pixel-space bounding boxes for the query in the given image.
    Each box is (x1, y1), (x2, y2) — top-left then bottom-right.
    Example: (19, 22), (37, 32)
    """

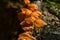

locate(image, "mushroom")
(24, 0), (30, 5)
(21, 8), (32, 16)
(34, 19), (47, 28)
(22, 26), (34, 31)
(18, 32), (36, 40)
(18, 13), (26, 21)
(31, 11), (42, 18)
(28, 4), (38, 11)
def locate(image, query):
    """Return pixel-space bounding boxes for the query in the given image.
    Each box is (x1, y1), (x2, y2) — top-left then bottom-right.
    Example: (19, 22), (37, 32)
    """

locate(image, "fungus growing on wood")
(21, 8), (32, 16)
(17, 0), (47, 40)
(18, 13), (26, 21)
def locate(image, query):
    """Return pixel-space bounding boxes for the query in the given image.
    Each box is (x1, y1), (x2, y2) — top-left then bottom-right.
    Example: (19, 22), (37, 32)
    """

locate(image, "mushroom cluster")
(18, 0), (47, 40)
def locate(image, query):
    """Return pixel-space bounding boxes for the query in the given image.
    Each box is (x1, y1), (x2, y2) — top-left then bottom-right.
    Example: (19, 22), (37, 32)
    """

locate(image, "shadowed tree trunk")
(0, 2), (24, 40)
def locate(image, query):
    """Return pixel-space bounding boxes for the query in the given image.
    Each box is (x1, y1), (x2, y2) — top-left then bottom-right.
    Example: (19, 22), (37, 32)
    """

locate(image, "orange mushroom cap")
(25, 17), (34, 24)
(21, 8), (26, 14)
(25, 16), (38, 24)
(30, 16), (37, 21)
(28, 4), (38, 11)
(21, 8), (32, 16)
(31, 11), (42, 18)
(20, 16), (37, 27)
(18, 32), (36, 40)
(34, 19), (47, 28)
(22, 26), (34, 31)
(20, 20), (30, 27)
(24, 0), (30, 5)
(18, 13), (26, 21)
(35, 11), (42, 16)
